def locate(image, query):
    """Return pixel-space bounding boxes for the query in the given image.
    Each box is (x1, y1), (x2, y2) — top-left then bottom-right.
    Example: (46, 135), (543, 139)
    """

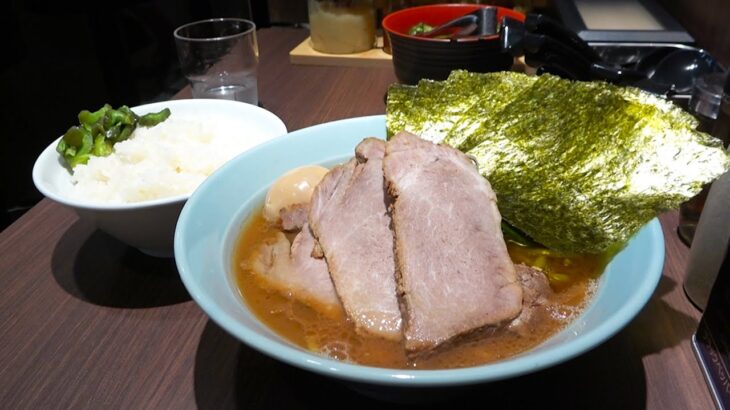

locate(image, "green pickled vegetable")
(408, 22), (434, 35)
(386, 70), (730, 254)
(55, 104), (170, 169)
(105, 105), (138, 129)
(117, 125), (134, 142)
(78, 104), (111, 127)
(105, 124), (121, 141)
(59, 126), (94, 168)
(92, 134), (113, 157)
(139, 108), (171, 127)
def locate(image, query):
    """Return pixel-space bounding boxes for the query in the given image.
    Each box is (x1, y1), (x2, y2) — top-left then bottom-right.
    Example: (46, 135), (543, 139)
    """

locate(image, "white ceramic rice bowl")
(33, 99), (287, 257)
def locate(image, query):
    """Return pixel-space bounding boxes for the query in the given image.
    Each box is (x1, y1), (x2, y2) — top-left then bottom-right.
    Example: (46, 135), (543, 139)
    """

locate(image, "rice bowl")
(33, 99), (287, 256)
(70, 115), (253, 203)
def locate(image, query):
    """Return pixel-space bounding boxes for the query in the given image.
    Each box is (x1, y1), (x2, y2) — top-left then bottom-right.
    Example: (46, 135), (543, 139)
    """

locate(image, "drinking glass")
(174, 18), (259, 104)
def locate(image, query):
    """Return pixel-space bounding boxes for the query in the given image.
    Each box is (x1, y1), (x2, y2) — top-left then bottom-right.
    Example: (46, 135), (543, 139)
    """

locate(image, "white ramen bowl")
(33, 99), (287, 257)
(174, 115), (664, 390)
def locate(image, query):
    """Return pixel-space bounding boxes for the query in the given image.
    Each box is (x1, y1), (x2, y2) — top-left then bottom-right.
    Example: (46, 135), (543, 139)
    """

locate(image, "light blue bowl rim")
(175, 115), (665, 387)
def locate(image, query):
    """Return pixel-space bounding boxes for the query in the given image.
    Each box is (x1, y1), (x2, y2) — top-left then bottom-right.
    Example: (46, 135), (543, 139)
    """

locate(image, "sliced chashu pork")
(308, 138), (402, 341)
(383, 131), (523, 355)
(279, 203), (309, 231)
(246, 223), (342, 318)
(507, 264), (553, 337)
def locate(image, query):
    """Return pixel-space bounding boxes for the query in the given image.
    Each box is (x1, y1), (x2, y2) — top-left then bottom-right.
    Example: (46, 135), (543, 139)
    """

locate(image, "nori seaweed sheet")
(386, 71), (730, 254)
(444, 71), (537, 151)
(386, 78), (456, 142)
(386, 71), (536, 148)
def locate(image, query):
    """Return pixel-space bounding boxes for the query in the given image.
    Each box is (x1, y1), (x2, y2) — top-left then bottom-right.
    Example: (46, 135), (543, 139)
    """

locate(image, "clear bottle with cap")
(308, 0), (376, 54)
(678, 72), (727, 245)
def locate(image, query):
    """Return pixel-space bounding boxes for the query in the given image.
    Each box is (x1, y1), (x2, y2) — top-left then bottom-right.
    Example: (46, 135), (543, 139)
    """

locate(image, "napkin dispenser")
(688, 170), (730, 409)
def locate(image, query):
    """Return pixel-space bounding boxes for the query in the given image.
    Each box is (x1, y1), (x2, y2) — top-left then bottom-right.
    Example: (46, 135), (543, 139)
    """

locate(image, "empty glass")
(174, 18), (259, 104)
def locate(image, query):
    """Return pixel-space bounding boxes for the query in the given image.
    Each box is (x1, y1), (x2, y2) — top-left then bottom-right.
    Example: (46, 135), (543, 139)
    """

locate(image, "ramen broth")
(234, 208), (603, 369)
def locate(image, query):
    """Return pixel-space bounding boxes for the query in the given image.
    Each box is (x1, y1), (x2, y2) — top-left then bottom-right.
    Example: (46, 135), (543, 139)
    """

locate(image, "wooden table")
(0, 27), (714, 409)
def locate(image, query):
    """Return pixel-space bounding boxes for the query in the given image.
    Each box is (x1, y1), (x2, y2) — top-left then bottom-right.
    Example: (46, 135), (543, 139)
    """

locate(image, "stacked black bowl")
(383, 4), (524, 85)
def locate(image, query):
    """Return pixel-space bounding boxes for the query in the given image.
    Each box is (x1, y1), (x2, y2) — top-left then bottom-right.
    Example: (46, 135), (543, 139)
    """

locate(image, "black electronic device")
(555, 0), (694, 44)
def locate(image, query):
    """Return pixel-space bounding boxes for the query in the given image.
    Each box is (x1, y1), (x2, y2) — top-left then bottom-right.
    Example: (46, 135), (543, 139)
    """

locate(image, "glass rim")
(174, 18), (256, 42)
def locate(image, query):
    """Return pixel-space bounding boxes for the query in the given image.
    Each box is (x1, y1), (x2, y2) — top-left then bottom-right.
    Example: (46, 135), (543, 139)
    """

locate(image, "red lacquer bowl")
(383, 4), (525, 84)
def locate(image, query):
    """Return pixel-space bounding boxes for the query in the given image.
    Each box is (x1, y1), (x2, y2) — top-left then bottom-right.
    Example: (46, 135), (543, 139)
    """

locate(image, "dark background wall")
(659, 0), (730, 66)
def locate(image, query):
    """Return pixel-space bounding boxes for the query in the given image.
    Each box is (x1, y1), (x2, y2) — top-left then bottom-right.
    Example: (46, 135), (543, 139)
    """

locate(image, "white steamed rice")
(70, 115), (247, 203)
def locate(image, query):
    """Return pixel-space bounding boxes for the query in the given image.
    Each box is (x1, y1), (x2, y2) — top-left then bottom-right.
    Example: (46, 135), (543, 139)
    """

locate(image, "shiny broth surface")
(234, 209), (602, 369)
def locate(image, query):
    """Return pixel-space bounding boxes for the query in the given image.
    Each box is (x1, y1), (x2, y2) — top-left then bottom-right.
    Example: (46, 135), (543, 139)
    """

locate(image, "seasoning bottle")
(684, 168), (730, 310)
(677, 73), (726, 245)
(308, 0), (376, 54)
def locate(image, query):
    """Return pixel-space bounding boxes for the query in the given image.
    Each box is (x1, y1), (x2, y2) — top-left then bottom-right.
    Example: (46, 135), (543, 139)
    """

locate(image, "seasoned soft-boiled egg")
(263, 165), (329, 223)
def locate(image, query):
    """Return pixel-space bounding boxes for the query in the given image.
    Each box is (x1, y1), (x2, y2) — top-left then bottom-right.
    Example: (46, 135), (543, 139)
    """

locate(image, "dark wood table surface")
(0, 27), (715, 409)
